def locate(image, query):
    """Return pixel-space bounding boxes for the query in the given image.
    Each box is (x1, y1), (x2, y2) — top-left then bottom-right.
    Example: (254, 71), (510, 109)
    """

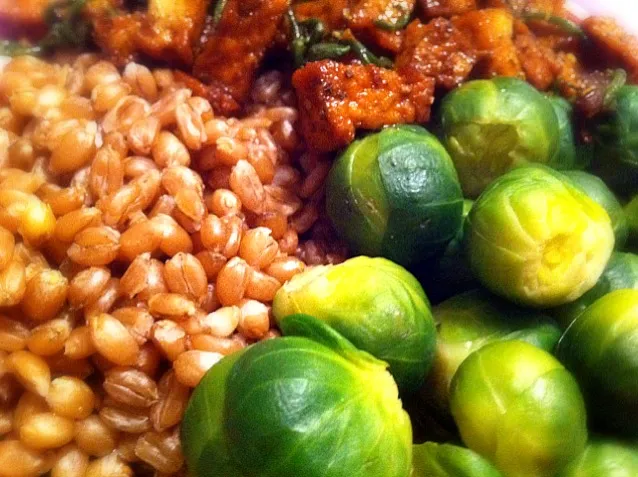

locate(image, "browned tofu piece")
(92, 13), (143, 66)
(0, 0), (51, 39)
(294, 0), (347, 31)
(139, 0), (208, 64)
(292, 60), (434, 152)
(419, 0), (477, 18)
(173, 71), (240, 117)
(347, 0), (415, 52)
(193, 0), (289, 104)
(452, 8), (523, 78)
(92, 0), (207, 66)
(395, 18), (477, 90)
(582, 16), (638, 83)
(515, 32), (559, 90)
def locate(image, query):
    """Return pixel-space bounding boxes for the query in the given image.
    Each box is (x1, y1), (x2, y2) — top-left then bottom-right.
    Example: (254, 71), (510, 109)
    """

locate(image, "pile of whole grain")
(0, 54), (346, 476)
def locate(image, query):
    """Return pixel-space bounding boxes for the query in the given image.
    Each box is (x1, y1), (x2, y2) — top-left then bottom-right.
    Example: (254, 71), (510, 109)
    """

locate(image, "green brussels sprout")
(563, 170), (628, 249)
(183, 314), (412, 477)
(440, 77), (559, 198)
(326, 125), (464, 266)
(422, 289), (561, 417)
(465, 165), (615, 307)
(547, 96), (582, 171)
(592, 85), (638, 195)
(450, 341), (588, 477)
(273, 256), (436, 393)
(411, 442), (503, 477)
(557, 438), (638, 477)
(417, 199), (478, 303)
(551, 252), (638, 329)
(556, 289), (638, 436)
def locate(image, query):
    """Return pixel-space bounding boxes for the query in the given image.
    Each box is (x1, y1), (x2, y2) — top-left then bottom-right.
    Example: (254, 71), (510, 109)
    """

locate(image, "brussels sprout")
(465, 165), (615, 307)
(450, 341), (588, 477)
(592, 85), (638, 195)
(547, 96), (581, 171)
(556, 289), (638, 436)
(411, 442), (503, 477)
(183, 315), (412, 477)
(326, 125), (464, 266)
(563, 170), (628, 249)
(422, 289), (561, 416)
(551, 252), (638, 329)
(440, 77), (559, 198)
(417, 199), (478, 303)
(273, 256), (436, 393)
(557, 438), (638, 477)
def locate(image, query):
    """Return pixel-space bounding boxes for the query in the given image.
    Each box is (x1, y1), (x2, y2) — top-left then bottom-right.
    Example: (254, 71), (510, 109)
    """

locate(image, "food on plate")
(557, 289), (638, 437)
(464, 165), (615, 307)
(326, 125), (464, 266)
(272, 256), (436, 392)
(450, 340), (588, 477)
(183, 314), (412, 477)
(2, 0), (638, 475)
(440, 77), (559, 198)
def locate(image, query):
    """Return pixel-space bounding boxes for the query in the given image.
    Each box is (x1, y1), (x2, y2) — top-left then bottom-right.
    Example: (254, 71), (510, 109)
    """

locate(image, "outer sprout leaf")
(181, 350), (247, 477)
(546, 95), (581, 171)
(557, 438), (638, 477)
(412, 442), (504, 477)
(225, 337), (412, 477)
(278, 313), (387, 368)
(563, 170), (628, 249)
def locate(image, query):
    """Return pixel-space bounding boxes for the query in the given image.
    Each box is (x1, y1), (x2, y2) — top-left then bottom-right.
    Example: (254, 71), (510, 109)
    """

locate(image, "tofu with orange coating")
(395, 18), (477, 90)
(193, 0), (289, 104)
(92, 0), (207, 66)
(452, 8), (523, 78)
(293, 60), (434, 152)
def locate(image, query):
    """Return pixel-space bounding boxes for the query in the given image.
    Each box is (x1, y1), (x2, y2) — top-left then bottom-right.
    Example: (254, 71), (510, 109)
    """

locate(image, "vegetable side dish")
(0, 0), (637, 476)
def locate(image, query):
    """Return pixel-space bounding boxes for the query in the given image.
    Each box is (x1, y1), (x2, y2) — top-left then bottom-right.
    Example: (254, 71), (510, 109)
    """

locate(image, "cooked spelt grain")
(0, 55), (334, 474)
